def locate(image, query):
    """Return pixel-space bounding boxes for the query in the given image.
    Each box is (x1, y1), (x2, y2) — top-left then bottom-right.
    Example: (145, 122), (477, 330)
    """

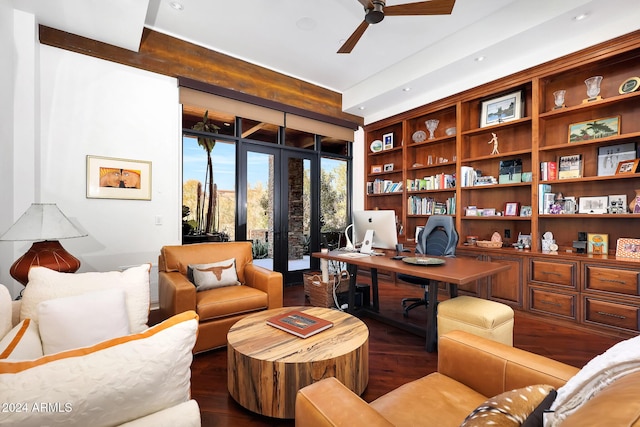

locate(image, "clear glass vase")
(584, 76), (603, 99)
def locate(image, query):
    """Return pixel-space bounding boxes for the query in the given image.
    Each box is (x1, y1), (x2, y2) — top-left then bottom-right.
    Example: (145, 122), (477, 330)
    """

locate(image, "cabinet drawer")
(530, 288), (576, 320)
(530, 260), (576, 288)
(584, 265), (640, 296)
(584, 298), (639, 332)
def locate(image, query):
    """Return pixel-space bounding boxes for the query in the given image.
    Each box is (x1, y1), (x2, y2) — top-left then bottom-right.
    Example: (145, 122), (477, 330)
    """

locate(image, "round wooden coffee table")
(227, 306), (369, 419)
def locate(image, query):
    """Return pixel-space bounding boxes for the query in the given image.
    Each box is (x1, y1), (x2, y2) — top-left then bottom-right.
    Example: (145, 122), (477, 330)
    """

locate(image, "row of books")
(367, 179), (403, 194)
(407, 195), (456, 215)
(406, 173), (455, 191)
(540, 161), (557, 181)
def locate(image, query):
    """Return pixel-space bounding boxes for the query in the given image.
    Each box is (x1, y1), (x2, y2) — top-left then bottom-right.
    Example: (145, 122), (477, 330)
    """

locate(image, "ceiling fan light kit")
(339, 0), (456, 54)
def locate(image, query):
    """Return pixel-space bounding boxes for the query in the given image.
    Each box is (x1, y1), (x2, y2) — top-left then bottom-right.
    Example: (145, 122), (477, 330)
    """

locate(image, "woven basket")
(475, 240), (503, 248)
(303, 271), (349, 308)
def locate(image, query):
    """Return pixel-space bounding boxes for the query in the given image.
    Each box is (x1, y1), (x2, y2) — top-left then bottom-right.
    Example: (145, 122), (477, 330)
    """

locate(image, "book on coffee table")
(266, 310), (333, 338)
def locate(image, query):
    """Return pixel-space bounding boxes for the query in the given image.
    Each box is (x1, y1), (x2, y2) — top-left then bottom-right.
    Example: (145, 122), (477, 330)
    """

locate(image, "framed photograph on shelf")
(504, 202), (520, 216)
(587, 233), (608, 254)
(608, 194), (627, 214)
(371, 165), (383, 174)
(597, 142), (636, 176)
(520, 205), (532, 217)
(616, 238), (640, 259)
(382, 132), (394, 150)
(383, 163), (394, 172)
(615, 158), (639, 174)
(480, 90), (523, 128)
(558, 154), (583, 179)
(86, 155), (152, 200)
(568, 116), (620, 143)
(578, 196), (608, 214)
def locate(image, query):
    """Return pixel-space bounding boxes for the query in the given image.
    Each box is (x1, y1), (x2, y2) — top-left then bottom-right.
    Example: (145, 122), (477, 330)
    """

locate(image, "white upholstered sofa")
(0, 265), (201, 426)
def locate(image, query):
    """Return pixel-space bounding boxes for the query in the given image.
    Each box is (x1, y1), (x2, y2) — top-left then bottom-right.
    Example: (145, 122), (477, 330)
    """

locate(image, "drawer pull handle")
(596, 311), (626, 320)
(542, 271), (562, 277)
(540, 300), (562, 307)
(600, 279), (627, 285)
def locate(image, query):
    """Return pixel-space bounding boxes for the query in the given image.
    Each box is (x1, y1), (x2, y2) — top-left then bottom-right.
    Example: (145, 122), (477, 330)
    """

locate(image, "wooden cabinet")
(364, 31), (640, 339)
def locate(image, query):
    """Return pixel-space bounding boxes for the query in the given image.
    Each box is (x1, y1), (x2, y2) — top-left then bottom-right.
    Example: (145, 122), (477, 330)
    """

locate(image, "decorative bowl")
(445, 127), (456, 136)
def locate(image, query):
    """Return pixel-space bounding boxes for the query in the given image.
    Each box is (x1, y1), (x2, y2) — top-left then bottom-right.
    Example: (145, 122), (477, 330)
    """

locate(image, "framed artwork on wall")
(86, 155), (152, 200)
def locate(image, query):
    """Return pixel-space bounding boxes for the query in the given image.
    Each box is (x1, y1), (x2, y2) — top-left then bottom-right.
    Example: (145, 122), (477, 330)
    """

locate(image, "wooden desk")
(227, 306), (369, 419)
(312, 251), (511, 352)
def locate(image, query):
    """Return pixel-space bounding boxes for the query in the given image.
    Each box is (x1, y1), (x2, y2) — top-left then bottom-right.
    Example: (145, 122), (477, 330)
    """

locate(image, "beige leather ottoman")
(437, 296), (514, 346)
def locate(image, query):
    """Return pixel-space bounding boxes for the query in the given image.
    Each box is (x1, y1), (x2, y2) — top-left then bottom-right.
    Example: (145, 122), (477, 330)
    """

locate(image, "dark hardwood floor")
(191, 279), (624, 427)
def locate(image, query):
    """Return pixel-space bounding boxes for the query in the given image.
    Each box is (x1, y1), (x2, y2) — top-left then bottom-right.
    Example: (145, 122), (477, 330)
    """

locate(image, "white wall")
(36, 46), (182, 304)
(4, 14), (182, 302)
(0, 2), (14, 294)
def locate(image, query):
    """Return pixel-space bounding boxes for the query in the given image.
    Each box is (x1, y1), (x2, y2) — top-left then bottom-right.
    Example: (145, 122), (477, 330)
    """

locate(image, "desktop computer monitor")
(352, 210), (398, 252)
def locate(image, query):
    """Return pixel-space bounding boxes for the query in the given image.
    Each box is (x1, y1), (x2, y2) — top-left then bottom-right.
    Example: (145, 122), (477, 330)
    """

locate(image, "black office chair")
(399, 215), (458, 317)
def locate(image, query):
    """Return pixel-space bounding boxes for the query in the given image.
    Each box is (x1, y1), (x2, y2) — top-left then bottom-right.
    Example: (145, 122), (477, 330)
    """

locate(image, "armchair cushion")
(189, 258), (240, 291)
(21, 264), (151, 333)
(0, 311), (198, 427)
(37, 288), (130, 355)
(0, 319), (43, 360)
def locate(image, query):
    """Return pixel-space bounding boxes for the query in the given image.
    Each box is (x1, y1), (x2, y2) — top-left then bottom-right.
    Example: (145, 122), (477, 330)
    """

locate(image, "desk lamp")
(0, 203), (87, 286)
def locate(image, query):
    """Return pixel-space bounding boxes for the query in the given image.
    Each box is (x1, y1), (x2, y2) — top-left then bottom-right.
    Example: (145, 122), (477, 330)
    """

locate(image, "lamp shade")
(0, 203), (87, 241)
(0, 204), (87, 286)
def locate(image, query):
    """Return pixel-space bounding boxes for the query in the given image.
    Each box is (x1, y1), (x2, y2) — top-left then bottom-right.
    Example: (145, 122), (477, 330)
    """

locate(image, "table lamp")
(0, 203), (87, 286)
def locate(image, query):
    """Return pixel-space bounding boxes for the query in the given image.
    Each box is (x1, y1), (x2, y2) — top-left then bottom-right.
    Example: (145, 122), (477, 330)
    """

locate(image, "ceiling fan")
(338, 0), (456, 53)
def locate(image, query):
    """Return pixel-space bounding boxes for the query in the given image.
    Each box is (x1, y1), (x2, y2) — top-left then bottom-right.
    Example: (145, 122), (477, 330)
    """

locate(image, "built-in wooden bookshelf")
(363, 30), (640, 338)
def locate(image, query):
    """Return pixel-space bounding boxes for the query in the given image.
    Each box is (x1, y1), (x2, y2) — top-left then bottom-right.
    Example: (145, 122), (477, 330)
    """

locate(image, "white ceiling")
(13, 0), (640, 124)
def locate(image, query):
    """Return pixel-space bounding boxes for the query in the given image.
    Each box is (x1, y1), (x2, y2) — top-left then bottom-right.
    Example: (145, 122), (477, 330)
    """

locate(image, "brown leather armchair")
(158, 242), (283, 353)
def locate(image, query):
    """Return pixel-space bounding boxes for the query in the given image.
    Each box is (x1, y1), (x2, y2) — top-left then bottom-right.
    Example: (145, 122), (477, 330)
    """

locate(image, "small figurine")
(488, 133), (499, 155)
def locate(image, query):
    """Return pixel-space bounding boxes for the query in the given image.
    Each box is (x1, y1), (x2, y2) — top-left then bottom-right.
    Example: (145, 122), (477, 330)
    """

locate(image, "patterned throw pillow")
(461, 384), (556, 427)
(189, 258), (240, 291)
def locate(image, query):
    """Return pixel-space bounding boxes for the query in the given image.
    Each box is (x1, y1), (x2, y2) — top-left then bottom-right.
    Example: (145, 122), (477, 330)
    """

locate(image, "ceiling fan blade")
(338, 20), (370, 54)
(385, 0), (455, 16)
(355, 0), (374, 9)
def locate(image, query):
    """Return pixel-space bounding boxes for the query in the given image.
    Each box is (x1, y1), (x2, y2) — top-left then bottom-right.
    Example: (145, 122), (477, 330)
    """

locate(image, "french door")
(240, 143), (318, 284)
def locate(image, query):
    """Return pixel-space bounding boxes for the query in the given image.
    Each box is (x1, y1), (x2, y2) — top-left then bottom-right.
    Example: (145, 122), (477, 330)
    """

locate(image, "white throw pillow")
(37, 289), (130, 355)
(189, 258), (240, 291)
(0, 319), (43, 360)
(0, 311), (198, 427)
(21, 264), (150, 333)
(547, 333), (640, 426)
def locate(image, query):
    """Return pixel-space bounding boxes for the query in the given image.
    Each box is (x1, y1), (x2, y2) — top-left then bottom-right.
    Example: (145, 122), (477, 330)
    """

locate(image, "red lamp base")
(10, 240), (81, 286)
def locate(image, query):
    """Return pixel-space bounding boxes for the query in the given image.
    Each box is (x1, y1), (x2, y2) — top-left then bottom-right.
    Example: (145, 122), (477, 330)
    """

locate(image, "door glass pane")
(321, 157), (349, 250)
(183, 135), (236, 243)
(247, 151), (274, 270)
(289, 158), (311, 272)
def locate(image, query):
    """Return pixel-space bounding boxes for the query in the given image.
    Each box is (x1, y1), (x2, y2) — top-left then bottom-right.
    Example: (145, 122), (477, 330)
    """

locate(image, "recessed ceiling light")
(169, 1), (184, 11)
(573, 13), (589, 21)
(475, 56), (485, 62)
(358, 106), (366, 110)
(402, 87), (411, 92)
